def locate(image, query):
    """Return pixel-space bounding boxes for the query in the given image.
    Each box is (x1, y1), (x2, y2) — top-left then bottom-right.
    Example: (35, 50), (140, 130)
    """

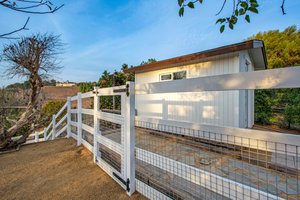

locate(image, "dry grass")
(0, 138), (146, 200)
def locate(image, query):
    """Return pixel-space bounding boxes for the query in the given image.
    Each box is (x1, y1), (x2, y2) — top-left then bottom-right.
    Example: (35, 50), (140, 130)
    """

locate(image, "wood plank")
(135, 66), (300, 94)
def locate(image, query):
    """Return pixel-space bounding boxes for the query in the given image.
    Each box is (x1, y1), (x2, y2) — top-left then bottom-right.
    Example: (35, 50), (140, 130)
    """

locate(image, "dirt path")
(0, 139), (146, 200)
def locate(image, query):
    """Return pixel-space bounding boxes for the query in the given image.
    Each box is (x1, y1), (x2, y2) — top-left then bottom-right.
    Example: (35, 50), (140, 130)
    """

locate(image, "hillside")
(41, 86), (79, 102)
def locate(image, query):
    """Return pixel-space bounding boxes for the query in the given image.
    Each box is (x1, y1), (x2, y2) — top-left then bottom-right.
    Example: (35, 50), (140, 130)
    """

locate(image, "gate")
(44, 82), (136, 195)
(93, 82), (135, 195)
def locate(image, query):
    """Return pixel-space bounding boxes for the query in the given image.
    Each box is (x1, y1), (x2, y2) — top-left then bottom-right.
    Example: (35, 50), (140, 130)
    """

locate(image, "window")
(160, 73), (172, 81)
(159, 71), (187, 82)
(173, 71), (186, 80)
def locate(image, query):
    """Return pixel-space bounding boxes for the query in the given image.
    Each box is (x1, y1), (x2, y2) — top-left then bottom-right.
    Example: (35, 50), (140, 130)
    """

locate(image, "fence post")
(44, 128), (47, 141)
(93, 87), (99, 162)
(124, 81), (135, 196)
(52, 115), (56, 140)
(67, 97), (71, 138)
(35, 132), (39, 143)
(77, 93), (82, 146)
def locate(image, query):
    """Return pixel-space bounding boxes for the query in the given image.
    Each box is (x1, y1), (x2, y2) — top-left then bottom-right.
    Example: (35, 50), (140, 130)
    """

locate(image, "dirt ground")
(0, 139), (146, 200)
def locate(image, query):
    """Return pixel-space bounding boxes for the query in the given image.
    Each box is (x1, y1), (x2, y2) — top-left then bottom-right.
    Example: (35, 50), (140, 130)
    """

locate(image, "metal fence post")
(93, 87), (99, 162)
(125, 81), (135, 196)
(52, 115), (56, 140)
(77, 93), (82, 146)
(67, 97), (71, 138)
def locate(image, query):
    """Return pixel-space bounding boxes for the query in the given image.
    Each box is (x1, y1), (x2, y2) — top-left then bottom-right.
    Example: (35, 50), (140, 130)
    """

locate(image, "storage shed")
(125, 40), (267, 128)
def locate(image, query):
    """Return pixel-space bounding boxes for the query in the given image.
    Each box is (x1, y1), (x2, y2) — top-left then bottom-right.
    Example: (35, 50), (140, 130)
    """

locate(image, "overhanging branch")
(0, 17), (30, 39)
(0, 0), (64, 39)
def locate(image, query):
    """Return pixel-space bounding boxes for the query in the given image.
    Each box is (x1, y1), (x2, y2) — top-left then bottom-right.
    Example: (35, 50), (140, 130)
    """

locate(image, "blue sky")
(0, 0), (299, 86)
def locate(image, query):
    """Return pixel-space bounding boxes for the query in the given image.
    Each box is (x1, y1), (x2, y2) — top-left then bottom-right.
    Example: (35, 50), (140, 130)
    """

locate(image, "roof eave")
(125, 40), (267, 74)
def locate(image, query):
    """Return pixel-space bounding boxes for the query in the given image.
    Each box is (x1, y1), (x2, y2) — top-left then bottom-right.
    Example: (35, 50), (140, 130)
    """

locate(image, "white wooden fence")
(41, 67), (300, 200)
(43, 82), (136, 195)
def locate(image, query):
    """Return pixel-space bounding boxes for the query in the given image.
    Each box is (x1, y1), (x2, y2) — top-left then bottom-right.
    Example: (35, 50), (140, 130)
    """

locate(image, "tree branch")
(0, 17), (30, 39)
(216, 0), (227, 16)
(281, 0), (286, 15)
(0, 1), (64, 39)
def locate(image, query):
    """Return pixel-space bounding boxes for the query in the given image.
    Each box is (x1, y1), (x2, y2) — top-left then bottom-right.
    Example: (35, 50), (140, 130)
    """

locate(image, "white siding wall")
(135, 54), (245, 127)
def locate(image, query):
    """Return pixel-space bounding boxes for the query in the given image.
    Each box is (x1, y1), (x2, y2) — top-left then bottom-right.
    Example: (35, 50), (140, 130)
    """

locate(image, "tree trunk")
(0, 83), (42, 150)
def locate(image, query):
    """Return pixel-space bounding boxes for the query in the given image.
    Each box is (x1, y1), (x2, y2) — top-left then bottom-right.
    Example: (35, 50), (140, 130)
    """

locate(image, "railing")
(43, 82), (136, 196)
(41, 67), (300, 200)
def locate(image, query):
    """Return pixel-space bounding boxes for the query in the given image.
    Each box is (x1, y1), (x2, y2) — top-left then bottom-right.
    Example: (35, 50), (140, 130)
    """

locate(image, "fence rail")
(41, 68), (300, 200)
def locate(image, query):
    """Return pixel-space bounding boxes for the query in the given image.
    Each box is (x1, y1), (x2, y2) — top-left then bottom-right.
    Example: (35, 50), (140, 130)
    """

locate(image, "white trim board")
(136, 148), (283, 200)
(135, 66), (300, 94)
(135, 116), (300, 156)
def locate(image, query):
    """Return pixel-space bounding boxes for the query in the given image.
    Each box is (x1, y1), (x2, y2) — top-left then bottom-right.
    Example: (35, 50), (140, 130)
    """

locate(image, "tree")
(249, 26), (300, 127)
(282, 89), (300, 128)
(77, 82), (96, 93)
(140, 58), (157, 65)
(0, 33), (63, 149)
(254, 90), (273, 124)
(0, 1), (63, 39)
(249, 26), (300, 69)
(178, 0), (287, 33)
(0, 86), (30, 133)
(40, 100), (66, 127)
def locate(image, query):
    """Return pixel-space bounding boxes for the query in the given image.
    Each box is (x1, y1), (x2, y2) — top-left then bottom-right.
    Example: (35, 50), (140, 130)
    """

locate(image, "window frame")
(159, 73), (173, 82)
(173, 71), (187, 80)
(159, 70), (187, 82)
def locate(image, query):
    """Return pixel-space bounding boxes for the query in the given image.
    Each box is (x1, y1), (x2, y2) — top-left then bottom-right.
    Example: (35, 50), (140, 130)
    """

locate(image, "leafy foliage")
(282, 89), (300, 128)
(98, 64), (135, 110)
(249, 26), (300, 69)
(254, 90), (273, 124)
(41, 100), (66, 126)
(178, 0), (287, 33)
(249, 26), (300, 127)
(77, 82), (95, 93)
(140, 58), (157, 65)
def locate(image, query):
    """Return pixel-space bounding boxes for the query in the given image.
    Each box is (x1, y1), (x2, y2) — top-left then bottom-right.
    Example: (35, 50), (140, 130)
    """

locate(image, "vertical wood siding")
(135, 54), (246, 127)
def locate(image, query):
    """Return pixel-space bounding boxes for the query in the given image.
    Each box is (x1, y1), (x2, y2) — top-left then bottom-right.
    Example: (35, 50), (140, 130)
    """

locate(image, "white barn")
(125, 40), (267, 128)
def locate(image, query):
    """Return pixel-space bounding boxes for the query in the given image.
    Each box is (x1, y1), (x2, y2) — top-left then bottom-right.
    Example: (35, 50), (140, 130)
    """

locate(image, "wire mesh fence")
(82, 114), (94, 127)
(99, 119), (122, 144)
(71, 125), (77, 135)
(82, 129), (93, 145)
(135, 120), (300, 200)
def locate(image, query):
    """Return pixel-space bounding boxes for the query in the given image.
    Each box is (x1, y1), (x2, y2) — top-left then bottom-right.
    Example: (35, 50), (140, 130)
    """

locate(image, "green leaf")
(235, 9), (238, 16)
(178, 0), (184, 6)
(231, 16), (238, 24)
(216, 18), (226, 24)
(251, 2), (259, 7)
(199, 0), (203, 3)
(240, 1), (248, 9)
(245, 15), (250, 23)
(239, 8), (246, 15)
(179, 7), (184, 17)
(229, 22), (234, 30)
(249, 7), (258, 13)
(220, 25), (225, 33)
(187, 2), (195, 8)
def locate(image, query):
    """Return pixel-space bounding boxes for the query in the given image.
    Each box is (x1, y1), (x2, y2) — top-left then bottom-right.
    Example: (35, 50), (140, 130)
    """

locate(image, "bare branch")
(0, 17), (30, 39)
(0, 1), (64, 39)
(216, 0), (227, 16)
(281, 0), (286, 15)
